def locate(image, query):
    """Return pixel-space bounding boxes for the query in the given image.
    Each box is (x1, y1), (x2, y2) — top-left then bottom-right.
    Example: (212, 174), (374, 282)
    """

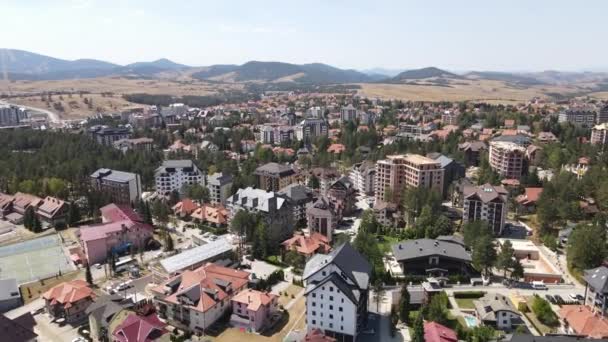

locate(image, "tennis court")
(0, 234), (75, 284)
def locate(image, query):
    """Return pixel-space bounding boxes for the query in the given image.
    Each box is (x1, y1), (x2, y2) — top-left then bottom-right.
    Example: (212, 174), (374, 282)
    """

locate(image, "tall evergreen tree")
(399, 285), (411, 323)
(85, 263), (93, 285)
(412, 312), (425, 342)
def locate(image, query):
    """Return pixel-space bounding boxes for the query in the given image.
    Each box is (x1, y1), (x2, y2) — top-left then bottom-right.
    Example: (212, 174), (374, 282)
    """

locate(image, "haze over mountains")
(1, 48), (607, 86)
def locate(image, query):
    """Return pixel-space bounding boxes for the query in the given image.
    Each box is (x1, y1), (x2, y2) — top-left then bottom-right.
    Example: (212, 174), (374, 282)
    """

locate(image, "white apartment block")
(303, 244), (371, 342)
(591, 123), (608, 146)
(340, 105), (357, 123)
(155, 160), (205, 196)
(374, 154), (444, 204)
(462, 184), (508, 235)
(349, 161), (375, 195)
(206, 172), (233, 205)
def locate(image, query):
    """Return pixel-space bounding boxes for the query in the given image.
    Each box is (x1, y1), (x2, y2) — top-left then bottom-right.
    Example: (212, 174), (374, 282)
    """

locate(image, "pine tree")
(24, 206), (36, 230)
(67, 202), (81, 227)
(399, 285), (411, 323)
(85, 263), (93, 285)
(32, 216), (42, 233)
(164, 231), (174, 252)
(412, 312), (425, 342)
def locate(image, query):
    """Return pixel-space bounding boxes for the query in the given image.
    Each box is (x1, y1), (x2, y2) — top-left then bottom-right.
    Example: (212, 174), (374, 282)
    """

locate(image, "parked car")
(545, 294), (555, 304)
(93, 263), (102, 269)
(576, 294), (585, 301)
(532, 281), (547, 290)
(554, 295), (565, 305)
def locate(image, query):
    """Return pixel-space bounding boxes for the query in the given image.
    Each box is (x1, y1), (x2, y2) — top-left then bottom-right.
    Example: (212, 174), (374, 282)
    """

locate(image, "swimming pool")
(464, 315), (478, 328)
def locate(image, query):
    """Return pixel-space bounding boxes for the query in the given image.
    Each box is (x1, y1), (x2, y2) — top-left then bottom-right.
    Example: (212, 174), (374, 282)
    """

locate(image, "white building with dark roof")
(91, 168), (142, 204)
(462, 183), (508, 235)
(303, 243), (372, 342)
(154, 160), (204, 196)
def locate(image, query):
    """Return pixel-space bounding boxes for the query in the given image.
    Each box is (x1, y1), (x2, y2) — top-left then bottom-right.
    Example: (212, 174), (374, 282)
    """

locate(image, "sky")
(1, 0), (607, 72)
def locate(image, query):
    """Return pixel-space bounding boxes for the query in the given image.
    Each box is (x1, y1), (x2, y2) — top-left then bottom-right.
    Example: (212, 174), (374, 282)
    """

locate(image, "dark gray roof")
(254, 162), (295, 177)
(463, 183), (508, 204)
(0, 313), (37, 342)
(207, 172), (233, 186)
(436, 235), (465, 247)
(459, 141), (487, 152)
(303, 243), (372, 290)
(86, 294), (132, 328)
(278, 184), (313, 204)
(584, 266), (608, 293)
(305, 272), (361, 305)
(392, 238), (472, 262)
(90, 168), (138, 183)
(492, 134), (531, 146)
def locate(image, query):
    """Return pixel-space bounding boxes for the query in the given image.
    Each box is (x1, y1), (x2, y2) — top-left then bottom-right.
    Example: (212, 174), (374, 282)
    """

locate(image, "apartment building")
(0, 104), (23, 127)
(152, 263), (250, 333)
(303, 243), (372, 342)
(90, 168), (142, 204)
(112, 137), (154, 153)
(599, 105), (608, 124)
(488, 141), (526, 179)
(441, 110), (460, 125)
(558, 109), (596, 127)
(206, 172), (233, 205)
(458, 141), (487, 167)
(154, 160), (204, 196)
(296, 118), (328, 142)
(230, 289), (279, 333)
(254, 162), (297, 192)
(340, 104), (357, 122)
(258, 124), (295, 145)
(591, 123), (608, 146)
(462, 183), (508, 235)
(349, 161), (375, 195)
(88, 126), (132, 146)
(374, 154), (445, 204)
(310, 167), (341, 194)
(307, 106), (325, 118)
(278, 184), (314, 224)
(226, 187), (294, 242)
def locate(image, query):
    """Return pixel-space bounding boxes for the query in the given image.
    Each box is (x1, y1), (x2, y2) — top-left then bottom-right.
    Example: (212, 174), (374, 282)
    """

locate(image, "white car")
(93, 263), (102, 269)
(72, 337), (87, 342)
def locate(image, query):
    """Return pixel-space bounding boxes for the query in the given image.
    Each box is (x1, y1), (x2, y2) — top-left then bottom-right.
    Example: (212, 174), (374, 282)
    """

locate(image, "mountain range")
(1, 48), (607, 86)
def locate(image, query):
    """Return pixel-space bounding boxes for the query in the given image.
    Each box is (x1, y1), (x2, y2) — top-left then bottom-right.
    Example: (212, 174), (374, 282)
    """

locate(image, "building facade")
(462, 184), (508, 235)
(306, 197), (338, 242)
(254, 163), (297, 192)
(155, 160), (204, 196)
(591, 123), (608, 146)
(374, 154), (445, 204)
(349, 161), (375, 196)
(558, 109), (596, 127)
(488, 141), (526, 179)
(303, 244), (372, 342)
(0, 104), (23, 127)
(206, 172), (233, 205)
(296, 118), (328, 142)
(340, 105), (357, 123)
(88, 126), (132, 146)
(91, 168), (142, 205)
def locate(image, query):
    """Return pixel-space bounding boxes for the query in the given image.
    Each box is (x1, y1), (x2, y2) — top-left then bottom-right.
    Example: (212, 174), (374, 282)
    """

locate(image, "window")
(312, 311), (316, 316)
(341, 325), (344, 331)
(312, 320), (316, 325)
(312, 302), (316, 307)
(322, 271), (326, 276)
(329, 323), (333, 328)
(312, 293), (316, 298)
(329, 314), (333, 319)
(341, 316), (344, 321)
(330, 296), (334, 301)
(330, 286), (334, 292)
(339, 307), (343, 312)
(330, 305), (333, 310)
(341, 298), (344, 303)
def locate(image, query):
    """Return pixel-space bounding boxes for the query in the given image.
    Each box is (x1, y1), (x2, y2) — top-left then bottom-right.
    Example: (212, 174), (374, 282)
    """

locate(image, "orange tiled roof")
(42, 280), (94, 308)
(231, 289), (276, 312)
(192, 204), (229, 225)
(282, 232), (331, 256)
(560, 305), (608, 338)
(327, 144), (346, 154)
(172, 199), (199, 216)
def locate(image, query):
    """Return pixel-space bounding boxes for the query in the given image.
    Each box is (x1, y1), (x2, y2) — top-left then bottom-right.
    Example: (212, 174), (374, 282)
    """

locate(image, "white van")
(532, 281), (547, 290)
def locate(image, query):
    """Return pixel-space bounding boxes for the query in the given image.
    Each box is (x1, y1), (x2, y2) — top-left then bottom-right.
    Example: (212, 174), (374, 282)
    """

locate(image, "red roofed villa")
(424, 321), (458, 342)
(43, 279), (95, 323)
(282, 232), (331, 259)
(112, 311), (168, 342)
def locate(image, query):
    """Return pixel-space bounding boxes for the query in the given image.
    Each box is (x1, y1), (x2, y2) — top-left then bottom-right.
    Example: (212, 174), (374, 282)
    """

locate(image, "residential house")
(230, 289), (279, 333)
(372, 200), (399, 228)
(559, 305), (608, 339)
(254, 163), (297, 192)
(303, 243), (372, 342)
(279, 184), (314, 225)
(462, 183), (508, 235)
(43, 280), (95, 323)
(424, 321), (458, 342)
(191, 204), (230, 228)
(9, 193), (43, 224)
(0, 193), (14, 218)
(152, 263), (250, 333)
(36, 196), (68, 227)
(111, 309), (168, 342)
(86, 294), (134, 341)
(392, 237), (472, 277)
(91, 168), (142, 205)
(172, 199), (199, 218)
(473, 293), (521, 330)
(282, 232), (331, 259)
(78, 204), (154, 264)
(226, 187), (294, 242)
(458, 141), (487, 167)
(113, 137), (154, 153)
(310, 168), (341, 194)
(515, 188), (543, 213)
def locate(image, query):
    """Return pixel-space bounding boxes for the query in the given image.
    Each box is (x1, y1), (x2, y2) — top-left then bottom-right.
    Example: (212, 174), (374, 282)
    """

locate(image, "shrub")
(454, 291), (486, 299)
(531, 295), (558, 326)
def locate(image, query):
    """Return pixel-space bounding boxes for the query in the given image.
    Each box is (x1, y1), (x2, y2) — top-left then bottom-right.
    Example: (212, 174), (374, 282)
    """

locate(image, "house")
(0, 193), (14, 218)
(226, 187), (293, 242)
(78, 204), (154, 264)
(42, 280), (95, 323)
(86, 294), (134, 341)
(462, 184), (508, 236)
(473, 293), (521, 330)
(191, 204), (230, 228)
(279, 184), (314, 225)
(9, 193), (43, 223)
(0, 313), (37, 342)
(458, 141), (487, 167)
(230, 289), (279, 333)
(392, 237), (472, 277)
(113, 137), (154, 153)
(559, 305), (608, 339)
(36, 196), (68, 227)
(303, 243), (372, 342)
(254, 163), (297, 192)
(424, 321), (458, 342)
(583, 266), (608, 316)
(516, 188), (543, 213)
(306, 197), (338, 242)
(172, 198), (199, 218)
(111, 310), (168, 342)
(152, 263), (250, 333)
(0, 278), (21, 313)
(282, 232), (331, 259)
(537, 131), (558, 144)
(304, 328), (337, 342)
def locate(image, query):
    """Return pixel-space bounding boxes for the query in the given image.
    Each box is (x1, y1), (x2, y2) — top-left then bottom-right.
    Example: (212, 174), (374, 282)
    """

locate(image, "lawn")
(524, 311), (555, 335)
(455, 298), (477, 310)
(376, 235), (401, 253)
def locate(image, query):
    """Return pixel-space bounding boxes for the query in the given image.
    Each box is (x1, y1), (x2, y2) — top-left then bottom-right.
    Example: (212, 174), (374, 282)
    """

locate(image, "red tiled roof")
(112, 313), (167, 342)
(327, 144), (346, 154)
(516, 187), (543, 205)
(42, 280), (94, 308)
(231, 289), (276, 312)
(191, 204), (229, 225)
(282, 232), (331, 256)
(172, 199), (199, 216)
(559, 305), (608, 338)
(305, 328), (336, 342)
(424, 321), (458, 342)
